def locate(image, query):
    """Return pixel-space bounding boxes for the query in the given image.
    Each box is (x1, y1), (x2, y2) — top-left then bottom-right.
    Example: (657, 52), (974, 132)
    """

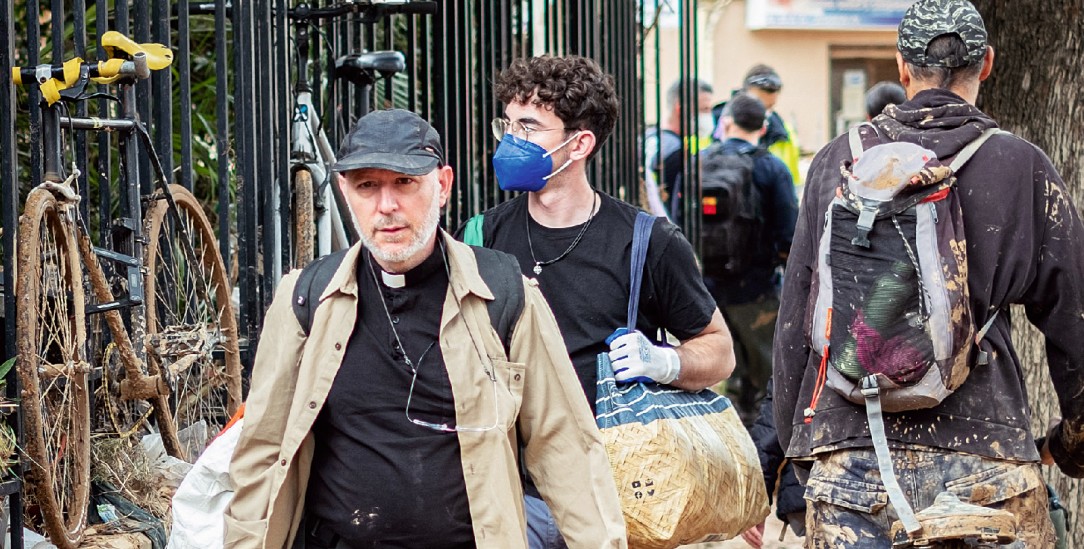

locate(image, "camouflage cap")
(897, 0), (988, 68)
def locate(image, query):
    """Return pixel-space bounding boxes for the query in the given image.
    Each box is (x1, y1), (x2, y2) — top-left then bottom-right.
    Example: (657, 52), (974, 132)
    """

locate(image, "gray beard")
(359, 185), (442, 266)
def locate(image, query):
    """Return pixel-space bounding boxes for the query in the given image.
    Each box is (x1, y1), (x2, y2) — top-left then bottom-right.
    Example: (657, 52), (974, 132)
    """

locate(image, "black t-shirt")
(305, 247), (474, 548)
(474, 192), (716, 409)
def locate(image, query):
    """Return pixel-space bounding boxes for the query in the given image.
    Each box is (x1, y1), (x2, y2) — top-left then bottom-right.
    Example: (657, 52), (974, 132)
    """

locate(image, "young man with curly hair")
(458, 54), (735, 549)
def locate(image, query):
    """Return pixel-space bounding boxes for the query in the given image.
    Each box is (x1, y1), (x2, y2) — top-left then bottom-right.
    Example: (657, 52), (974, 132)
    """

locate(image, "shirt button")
(308, 401), (317, 409)
(392, 316), (400, 324)
(334, 342), (342, 350)
(280, 459), (287, 466)
(514, 374), (521, 381)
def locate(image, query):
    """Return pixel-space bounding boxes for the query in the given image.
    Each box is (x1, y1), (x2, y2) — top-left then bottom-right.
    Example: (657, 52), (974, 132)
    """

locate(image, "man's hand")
(740, 521), (765, 548)
(607, 329), (681, 384)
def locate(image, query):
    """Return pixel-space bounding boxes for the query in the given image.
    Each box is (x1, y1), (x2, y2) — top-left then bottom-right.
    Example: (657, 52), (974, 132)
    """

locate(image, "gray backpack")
(804, 124), (1000, 534)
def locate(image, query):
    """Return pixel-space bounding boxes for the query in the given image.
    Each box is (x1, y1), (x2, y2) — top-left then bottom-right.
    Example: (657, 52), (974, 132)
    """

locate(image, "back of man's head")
(897, 0), (987, 89)
(724, 93), (766, 134)
(666, 78), (714, 113)
(865, 81), (907, 118)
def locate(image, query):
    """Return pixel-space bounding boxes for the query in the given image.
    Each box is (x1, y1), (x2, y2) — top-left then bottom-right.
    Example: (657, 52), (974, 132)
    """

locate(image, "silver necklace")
(366, 240), (448, 371)
(525, 192), (598, 275)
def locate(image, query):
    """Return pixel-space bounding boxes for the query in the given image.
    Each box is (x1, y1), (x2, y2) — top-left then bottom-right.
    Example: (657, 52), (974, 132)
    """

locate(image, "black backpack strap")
(292, 250), (349, 337)
(470, 246), (525, 358)
(292, 245), (525, 351)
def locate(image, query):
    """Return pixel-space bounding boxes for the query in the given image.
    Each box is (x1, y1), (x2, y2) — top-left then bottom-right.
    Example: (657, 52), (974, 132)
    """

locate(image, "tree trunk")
(971, 1), (1084, 546)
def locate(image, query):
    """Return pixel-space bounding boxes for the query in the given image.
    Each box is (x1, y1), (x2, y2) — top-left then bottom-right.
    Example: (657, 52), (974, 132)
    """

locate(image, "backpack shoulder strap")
(749, 145), (770, 158)
(470, 246), (526, 357)
(847, 123), (880, 160)
(292, 249), (349, 337)
(948, 128), (1001, 173)
(461, 213), (486, 247)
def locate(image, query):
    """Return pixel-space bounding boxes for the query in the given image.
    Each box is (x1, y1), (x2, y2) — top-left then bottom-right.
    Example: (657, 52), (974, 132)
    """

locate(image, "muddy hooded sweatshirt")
(773, 88), (1084, 478)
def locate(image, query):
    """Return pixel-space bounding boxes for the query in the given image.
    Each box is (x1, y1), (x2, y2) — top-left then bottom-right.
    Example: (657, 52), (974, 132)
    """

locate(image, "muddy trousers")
(803, 447), (1055, 548)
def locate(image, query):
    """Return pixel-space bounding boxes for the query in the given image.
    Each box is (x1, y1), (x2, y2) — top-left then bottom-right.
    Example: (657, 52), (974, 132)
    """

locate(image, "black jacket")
(773, 88), (1084, 477)
(749, 378), (805, 519)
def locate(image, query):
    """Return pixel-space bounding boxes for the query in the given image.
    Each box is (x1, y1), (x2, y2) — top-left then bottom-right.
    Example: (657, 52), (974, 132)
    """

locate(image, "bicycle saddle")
(334, 51), (406, 83)
(101, 31), (174, 71)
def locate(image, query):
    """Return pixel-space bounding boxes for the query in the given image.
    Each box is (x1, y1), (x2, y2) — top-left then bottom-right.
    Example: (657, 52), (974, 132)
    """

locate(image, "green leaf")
(0, 358), (13, 380)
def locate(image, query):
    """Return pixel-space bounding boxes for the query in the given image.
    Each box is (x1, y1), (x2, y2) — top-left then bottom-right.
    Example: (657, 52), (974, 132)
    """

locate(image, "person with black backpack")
(699, 93), (798, 426)
(773, 1), (1084, 547)
(225, 109), (627, 549)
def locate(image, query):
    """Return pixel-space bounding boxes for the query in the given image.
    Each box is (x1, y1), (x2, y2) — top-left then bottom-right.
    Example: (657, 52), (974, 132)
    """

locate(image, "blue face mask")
(492, 132), (581, 192)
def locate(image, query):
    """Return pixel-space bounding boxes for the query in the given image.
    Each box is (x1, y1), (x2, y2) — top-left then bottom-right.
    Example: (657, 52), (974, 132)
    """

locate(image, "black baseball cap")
(332, 109), (444, 175)
(897, 0), (988, 68)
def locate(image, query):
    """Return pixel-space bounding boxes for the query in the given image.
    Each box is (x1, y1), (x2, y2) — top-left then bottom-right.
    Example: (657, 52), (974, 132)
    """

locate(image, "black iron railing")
(0, 0), (702, 540)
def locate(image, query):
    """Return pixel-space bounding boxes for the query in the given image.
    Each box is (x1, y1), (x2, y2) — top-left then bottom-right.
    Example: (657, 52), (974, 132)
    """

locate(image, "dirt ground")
(682, 510), (805, 549)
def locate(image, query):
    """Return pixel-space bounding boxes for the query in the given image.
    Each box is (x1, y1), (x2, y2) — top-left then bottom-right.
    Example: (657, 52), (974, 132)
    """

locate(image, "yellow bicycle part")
(11, 31), (172, 105)
(100, 30), (173, 71)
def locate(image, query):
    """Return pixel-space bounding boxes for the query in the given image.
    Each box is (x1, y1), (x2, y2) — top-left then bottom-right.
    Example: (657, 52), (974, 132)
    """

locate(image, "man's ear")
(979, 46), (995, 81)
(895, 51), (911, 90)
(568, 130), (597, 162)
(436, 165), (454, 208)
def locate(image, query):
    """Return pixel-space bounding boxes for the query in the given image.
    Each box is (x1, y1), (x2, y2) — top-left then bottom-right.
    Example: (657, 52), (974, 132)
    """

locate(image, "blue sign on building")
(747, 0), (918, 31)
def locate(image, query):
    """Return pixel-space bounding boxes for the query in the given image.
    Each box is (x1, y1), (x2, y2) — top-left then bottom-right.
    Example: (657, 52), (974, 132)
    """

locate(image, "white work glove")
(607, 329), (681, 384)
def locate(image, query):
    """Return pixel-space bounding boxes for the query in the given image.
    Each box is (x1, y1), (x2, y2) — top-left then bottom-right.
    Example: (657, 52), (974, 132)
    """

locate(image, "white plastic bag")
(166, 419), (242, 549)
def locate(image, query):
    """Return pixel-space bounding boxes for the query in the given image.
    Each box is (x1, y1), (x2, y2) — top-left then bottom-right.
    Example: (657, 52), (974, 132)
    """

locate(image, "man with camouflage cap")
(773, 0), (1084, 546)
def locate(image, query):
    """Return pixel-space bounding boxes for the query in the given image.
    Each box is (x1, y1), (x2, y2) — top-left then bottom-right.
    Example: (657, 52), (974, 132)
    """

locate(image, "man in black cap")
(226, 109), (628, 549)
(774, 0), (1084, 546)
(713, 64), (803, 188)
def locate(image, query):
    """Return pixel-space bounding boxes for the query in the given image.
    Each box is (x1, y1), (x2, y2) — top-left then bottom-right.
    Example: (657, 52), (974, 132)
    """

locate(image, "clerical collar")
(381, 270), (406, 288)
(368, 242), (445, 289)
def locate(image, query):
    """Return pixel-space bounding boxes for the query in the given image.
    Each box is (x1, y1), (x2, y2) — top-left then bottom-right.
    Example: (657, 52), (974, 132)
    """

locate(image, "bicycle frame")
(43, 96), (184, 450)
(269, 1), (433, 281)
(273, 20), (356, 280)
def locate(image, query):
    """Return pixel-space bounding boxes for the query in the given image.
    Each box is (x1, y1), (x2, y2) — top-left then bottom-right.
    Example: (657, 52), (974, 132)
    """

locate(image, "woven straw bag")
(596, 213), (768, 548)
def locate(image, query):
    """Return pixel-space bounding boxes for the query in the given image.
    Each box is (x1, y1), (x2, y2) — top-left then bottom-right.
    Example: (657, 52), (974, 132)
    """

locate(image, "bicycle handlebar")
(11, 32), (168, 105)
(13, 54), (149, 87)
(13, 55), (150, 105)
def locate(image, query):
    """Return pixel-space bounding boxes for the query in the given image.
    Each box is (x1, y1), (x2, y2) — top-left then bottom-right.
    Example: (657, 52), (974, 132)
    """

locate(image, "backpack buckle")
(860, 375), (880, 398)
(852, 206), (877, 248)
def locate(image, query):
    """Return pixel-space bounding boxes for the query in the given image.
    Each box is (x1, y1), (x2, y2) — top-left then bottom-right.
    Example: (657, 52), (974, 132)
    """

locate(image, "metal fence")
(1, 0), (700, 540)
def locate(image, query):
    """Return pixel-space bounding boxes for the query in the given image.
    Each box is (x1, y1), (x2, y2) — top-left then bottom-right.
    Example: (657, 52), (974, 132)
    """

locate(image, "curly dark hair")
(494, 55), (620, 161)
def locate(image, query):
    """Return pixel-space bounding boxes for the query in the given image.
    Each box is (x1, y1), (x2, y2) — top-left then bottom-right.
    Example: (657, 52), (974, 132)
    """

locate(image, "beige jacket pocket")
(224, 516), (268, 549)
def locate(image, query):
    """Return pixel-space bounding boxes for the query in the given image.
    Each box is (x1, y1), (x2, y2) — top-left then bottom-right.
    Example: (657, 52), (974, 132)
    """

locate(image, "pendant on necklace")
(533, 263), (543, 275)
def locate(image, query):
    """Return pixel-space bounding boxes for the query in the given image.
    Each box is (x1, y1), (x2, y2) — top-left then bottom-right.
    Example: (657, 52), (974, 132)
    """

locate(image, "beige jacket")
(224, 233), (626, 549)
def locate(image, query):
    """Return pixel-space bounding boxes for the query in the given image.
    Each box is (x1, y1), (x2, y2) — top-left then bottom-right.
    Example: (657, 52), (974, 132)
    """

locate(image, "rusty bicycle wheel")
(15, 188), (91, 549)
(144, 184), (242, 462)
